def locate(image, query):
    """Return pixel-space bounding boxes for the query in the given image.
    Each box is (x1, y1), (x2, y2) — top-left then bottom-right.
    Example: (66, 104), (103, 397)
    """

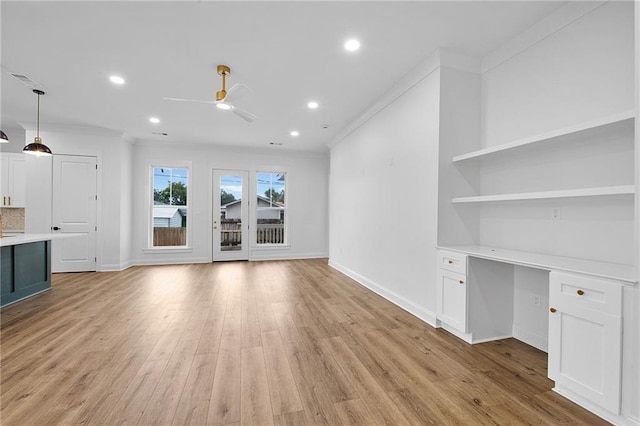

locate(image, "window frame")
(148, 161), (192, 250)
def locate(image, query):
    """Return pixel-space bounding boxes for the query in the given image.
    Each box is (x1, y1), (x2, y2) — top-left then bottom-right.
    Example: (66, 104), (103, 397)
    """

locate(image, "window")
(151, 166), (189, 247)
(256, 172), (286, 245)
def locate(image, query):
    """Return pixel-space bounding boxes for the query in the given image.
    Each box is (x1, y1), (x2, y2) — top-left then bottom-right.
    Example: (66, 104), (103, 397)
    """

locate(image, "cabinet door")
(8, 156), (26, 207)
(548, 272), (622, 414)
(437, 269), (468, 333)
(0, 156), (8, 206)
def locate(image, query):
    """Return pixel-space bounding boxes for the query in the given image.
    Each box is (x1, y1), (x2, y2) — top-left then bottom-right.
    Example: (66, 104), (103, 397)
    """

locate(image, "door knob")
(577, 290), (585, 296)
(550, 307), (557, 313)
(52, 226), (61, 231)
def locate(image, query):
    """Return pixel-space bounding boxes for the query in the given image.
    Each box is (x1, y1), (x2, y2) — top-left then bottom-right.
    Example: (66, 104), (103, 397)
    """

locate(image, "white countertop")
(0, 233), (82, 247)
(438, 245), (637, 285)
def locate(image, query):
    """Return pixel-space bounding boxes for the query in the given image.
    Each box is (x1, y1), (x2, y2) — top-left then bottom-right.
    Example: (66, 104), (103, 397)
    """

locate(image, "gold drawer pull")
(448, 260), (453, 264)
(577, 290), (584, 296)
(550, 307), (557, 313)
(459, 280), (464, 284)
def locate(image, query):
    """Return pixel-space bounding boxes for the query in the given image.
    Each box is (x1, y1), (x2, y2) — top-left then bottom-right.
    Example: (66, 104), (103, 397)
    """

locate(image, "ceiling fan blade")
(231, 106), (256, 123)
(163, 97), (217, 104)
(224, 84), (252, 103)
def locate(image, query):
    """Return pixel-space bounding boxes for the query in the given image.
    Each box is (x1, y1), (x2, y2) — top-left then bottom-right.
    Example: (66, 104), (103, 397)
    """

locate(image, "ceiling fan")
(164, 65), (256, 123)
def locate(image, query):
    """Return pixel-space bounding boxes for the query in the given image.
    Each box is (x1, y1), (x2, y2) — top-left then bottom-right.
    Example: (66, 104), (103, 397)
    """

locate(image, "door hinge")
(95, 195), (98, 200)
(94, 257), (97, 262)
(96, 164), (98, 170)
(95, 226), (97, 231)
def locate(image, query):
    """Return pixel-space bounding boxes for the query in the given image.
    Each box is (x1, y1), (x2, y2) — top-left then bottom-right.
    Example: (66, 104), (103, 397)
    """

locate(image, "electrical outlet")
(552, 207), (561, 220)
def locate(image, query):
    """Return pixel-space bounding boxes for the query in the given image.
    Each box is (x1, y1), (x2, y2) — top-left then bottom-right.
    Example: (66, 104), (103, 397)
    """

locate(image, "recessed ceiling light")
(149, 117), (160, 124)
(344, 39), (360, 52)
(290, 130), (299, 137)
(109, 75), (125, 85)
(307, 101), (319, 109)
(216, 102), (232, 110)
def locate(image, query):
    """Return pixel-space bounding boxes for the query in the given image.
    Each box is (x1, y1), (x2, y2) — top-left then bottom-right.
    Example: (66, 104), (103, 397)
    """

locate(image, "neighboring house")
(153, 207), (185, 227)
(222, 196), (284, 220)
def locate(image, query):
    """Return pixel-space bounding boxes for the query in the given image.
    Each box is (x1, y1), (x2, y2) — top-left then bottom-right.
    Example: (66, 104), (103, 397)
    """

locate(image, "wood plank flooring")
(0, 259), (608, 425)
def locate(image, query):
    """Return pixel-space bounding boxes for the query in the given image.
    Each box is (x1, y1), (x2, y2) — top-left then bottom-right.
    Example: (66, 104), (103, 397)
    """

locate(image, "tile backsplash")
(0, 208), (25, 231)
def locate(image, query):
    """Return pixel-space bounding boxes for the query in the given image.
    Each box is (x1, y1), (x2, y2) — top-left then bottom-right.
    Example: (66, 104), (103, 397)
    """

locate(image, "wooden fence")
(153, 227), (186, 246)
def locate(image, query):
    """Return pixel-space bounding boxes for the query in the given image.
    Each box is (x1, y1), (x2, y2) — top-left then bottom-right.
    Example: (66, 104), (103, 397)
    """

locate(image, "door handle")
(7, 196), (10, 206)
(52, 226), (62, 231)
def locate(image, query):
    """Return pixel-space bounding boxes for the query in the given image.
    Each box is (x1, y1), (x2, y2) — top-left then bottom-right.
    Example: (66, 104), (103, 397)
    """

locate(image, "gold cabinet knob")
(448, 260), (453, 264)
(577, 290), (585, 296)
(550, 307), (557, 313)
(459, 280), (464, 284)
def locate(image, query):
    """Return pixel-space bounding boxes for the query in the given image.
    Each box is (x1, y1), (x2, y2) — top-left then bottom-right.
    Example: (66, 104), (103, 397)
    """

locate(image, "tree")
(264, 188), (284, 204)
(154, 181), (187, 205)
(220, 189), (236, 205)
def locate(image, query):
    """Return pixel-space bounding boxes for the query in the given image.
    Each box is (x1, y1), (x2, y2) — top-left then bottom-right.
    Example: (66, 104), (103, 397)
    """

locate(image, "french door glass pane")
(220, 174), (243, 251)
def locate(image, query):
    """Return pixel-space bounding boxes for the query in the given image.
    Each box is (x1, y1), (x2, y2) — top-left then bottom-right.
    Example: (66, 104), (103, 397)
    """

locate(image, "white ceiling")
(1, 1), (567, 152)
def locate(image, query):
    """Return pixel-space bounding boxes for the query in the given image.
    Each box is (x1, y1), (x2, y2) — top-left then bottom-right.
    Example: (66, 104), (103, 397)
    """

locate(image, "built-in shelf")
(452, 110), (635, 163)
(451, 185), (635, 204)
(437, 245), (637, 284)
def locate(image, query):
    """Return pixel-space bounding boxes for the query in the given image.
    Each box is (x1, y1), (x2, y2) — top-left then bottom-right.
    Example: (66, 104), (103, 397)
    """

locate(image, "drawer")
(438, 250), (467, 275)
(549, 272), (622, 317)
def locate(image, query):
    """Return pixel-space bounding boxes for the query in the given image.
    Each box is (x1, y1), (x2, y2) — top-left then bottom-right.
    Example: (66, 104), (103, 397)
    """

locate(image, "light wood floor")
(1, 259), (607, 425)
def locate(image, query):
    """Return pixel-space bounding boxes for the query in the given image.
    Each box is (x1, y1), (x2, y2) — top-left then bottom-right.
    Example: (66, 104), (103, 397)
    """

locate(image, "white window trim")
(148, 160), (192, 250)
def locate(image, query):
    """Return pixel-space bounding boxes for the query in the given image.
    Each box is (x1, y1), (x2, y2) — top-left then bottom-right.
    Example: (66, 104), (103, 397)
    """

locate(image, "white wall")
(131, 142), (328, 264)
(23, 128), (130, 271)
(329, 63), (441, 324)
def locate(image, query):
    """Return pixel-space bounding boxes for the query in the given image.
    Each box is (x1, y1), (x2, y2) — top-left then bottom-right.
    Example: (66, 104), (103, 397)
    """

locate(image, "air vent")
(9, 72), (43, 90)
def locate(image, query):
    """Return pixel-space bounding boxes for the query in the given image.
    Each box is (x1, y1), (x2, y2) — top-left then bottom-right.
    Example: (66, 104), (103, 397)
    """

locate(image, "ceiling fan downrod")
(216, 65), (231, 101)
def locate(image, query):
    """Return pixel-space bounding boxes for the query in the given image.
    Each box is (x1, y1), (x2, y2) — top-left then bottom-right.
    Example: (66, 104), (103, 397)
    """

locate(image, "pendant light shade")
(0, 130), (9, 143)
(23, 89), (52, 156)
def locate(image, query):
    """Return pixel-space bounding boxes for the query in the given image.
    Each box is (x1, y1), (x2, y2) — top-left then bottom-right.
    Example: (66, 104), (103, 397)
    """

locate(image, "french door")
(51, 155), (98, 272)
(212, 169), (249, 261)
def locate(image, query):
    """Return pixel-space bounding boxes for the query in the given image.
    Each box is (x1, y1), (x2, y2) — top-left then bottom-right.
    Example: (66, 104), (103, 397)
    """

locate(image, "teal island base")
(1, 240), (51, 307)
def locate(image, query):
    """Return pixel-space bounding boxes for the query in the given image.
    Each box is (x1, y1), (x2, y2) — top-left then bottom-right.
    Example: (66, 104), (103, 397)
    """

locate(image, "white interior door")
(213, 169), (249, 261)
(52, 155), (98, 272)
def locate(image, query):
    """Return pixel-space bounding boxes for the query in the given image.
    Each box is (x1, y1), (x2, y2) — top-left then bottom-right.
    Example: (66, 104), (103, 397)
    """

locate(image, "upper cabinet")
(0, 153), (26, 208)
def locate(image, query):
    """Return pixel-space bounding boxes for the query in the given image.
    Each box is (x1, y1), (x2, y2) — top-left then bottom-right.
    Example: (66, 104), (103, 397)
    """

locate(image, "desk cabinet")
(436, 250), (468, 333)
(548, 271), (623, 415)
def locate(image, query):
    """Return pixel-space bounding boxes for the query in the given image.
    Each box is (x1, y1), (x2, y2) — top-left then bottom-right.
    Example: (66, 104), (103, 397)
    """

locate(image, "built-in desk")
(435, 245), (637, 424)
(439, 245), (637, 284)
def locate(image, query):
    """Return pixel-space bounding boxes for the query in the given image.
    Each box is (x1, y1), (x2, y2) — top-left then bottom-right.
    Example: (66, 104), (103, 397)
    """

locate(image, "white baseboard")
(553, 385), (638, 426)
(250, 252), (328, 261)
(328, 260), (437, 327)
(132, 257), (211, 266)
(512, 325), (548, 353)
(100, 260), (134, 272)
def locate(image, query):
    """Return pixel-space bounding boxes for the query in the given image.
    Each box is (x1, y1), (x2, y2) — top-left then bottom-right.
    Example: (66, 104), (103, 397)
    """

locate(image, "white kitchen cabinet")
(0, 153), (26, 207)
(548, 271), (623, 415)
(437, 267), (468, 333)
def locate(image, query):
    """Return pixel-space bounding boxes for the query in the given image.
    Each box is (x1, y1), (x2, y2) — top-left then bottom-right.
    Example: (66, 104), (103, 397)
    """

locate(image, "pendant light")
(0, 130), (9, 143)
(23, 89), (52, 156)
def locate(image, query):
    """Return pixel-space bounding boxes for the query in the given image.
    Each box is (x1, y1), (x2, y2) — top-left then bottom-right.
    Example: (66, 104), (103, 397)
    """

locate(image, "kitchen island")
(1, 233), (78, 307)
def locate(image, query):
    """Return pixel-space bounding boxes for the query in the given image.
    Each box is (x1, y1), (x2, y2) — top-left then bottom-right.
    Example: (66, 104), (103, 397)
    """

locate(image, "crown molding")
(327, 49), (480, 150)
(18, 122), (124, 137)
(481, 1), (607, 74)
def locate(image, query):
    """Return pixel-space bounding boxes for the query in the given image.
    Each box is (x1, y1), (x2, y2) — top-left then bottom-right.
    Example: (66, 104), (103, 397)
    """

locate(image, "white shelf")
(437, 245), (637, 284)
(452, 110), (635, 163)
(451, 185), (634, 204)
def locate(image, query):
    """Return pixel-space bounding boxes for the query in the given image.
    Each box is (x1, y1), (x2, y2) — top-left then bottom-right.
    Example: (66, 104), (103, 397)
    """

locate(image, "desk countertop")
(438, 245), (637, 285)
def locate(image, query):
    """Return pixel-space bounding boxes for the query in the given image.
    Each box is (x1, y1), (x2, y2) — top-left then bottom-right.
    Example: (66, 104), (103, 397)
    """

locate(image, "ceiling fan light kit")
(23, 89), (53, 156)
(164, 64), (256, 123)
